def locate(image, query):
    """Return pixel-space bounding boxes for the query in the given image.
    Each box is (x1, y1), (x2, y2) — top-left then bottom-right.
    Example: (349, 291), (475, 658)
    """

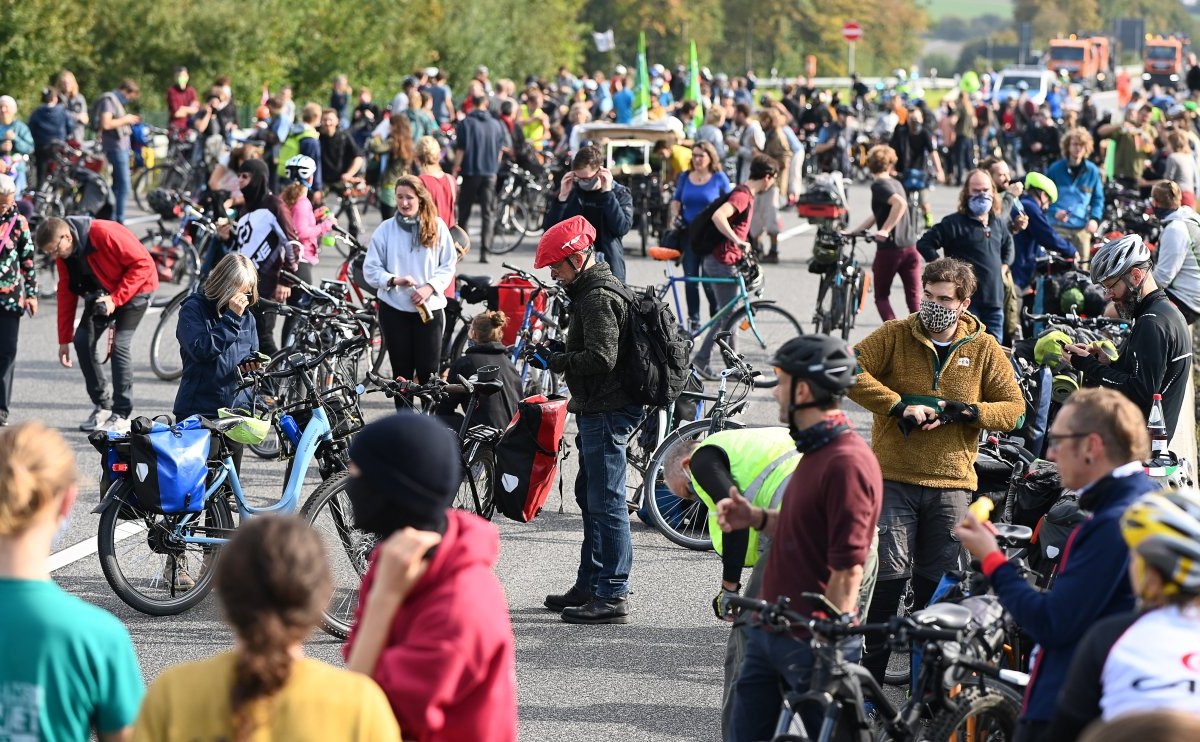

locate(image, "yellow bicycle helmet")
(1025, 172), (1058, 204)
(1122, 488), (1200, 595)
(217, 408), (272, 445)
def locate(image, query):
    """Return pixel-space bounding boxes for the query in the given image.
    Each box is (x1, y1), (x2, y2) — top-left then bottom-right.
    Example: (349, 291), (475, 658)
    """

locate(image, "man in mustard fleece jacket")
(849, 257), (1024, 684)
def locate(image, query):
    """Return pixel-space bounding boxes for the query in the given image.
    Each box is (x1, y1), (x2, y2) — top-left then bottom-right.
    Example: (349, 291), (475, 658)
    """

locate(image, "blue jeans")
(971, 305), (1004, 343)
(573, 404), (644, 599)
(729, 627), (818, 742)
(105, 148), (130, 223)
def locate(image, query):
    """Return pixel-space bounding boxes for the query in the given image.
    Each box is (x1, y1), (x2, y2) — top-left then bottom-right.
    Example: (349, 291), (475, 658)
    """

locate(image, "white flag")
(593, 29), (615, 53)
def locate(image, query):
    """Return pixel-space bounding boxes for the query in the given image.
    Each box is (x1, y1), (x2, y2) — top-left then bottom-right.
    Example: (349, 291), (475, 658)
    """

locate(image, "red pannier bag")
(490, 274), (546, 347)
(493, 394), (568, 522)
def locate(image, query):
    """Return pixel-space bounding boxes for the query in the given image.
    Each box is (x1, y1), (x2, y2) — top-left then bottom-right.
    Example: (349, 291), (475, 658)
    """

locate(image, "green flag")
(685, 40), (704, 134)
(633, 31), (651, 123)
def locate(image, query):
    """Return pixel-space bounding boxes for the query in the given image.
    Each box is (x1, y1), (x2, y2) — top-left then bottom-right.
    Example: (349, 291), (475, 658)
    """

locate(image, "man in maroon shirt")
(166, 66), (198, 136)
(718, 334), (883, 742)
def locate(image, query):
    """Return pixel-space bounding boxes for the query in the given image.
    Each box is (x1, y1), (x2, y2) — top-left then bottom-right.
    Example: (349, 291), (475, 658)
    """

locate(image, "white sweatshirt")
(1154, 207), (1200, 315)
(363, 216), (456, 313)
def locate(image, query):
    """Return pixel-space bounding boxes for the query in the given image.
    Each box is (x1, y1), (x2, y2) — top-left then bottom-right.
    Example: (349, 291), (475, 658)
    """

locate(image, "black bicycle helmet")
(771, 334), (857, 397)
(147, 188), (179, 220)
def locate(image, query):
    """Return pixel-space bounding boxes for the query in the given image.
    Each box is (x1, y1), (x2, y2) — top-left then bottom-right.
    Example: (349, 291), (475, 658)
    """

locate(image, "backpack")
(276, 127), (318, 177)
(128, 415), (211, 514)
(687, 185), (748, 256)
(88, 92), (120, 134)
(493, 395), (569, 522)
(606, 282), (692, 406)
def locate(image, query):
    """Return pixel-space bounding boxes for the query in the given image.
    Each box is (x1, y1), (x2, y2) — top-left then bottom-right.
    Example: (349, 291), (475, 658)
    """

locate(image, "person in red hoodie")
(34, 216), (158, 433)
(344, 412), (518, 742)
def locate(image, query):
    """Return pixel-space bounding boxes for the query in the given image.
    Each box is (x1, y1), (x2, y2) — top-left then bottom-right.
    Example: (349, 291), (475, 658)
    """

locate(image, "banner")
(592, 29), (614, 53)
(633, 31), (651, 123)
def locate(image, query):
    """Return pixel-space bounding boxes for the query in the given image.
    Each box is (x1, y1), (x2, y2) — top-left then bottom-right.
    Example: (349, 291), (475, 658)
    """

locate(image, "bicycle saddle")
(910, 603), (973, 631)
(457, 274), (494, 290)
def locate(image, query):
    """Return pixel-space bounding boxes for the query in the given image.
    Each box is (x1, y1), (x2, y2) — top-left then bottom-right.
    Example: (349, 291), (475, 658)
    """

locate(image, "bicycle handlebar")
(1021, 307), (1128, 328)
(363, 371), (468, 399)
(500, 262), (555, 291)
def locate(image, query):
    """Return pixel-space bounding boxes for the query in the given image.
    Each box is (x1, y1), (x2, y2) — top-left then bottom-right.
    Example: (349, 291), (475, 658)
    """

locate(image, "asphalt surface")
(26, 177), (961, 740)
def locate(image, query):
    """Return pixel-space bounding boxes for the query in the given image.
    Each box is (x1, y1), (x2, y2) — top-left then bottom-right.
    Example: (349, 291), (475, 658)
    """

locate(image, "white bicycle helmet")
(1090, 234), (1152, 285)
(284, 155), (317, 187)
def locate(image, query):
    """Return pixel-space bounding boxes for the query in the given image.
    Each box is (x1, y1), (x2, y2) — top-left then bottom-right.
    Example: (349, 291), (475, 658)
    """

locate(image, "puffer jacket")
(545, 262), (634, 414)
(849, 312), (1025, 490)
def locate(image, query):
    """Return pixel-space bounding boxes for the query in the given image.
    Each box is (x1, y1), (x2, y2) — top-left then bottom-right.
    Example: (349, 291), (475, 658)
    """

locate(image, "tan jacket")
(849, 312), (1025, 490)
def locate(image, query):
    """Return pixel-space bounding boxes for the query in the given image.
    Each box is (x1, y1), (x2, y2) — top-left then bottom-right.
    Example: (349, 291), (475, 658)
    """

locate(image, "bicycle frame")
(174, 408), (333, 546)
(657, 265), (775, 348)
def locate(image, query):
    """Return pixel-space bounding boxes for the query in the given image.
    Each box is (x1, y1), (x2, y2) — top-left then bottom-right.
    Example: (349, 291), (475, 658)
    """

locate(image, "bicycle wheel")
(642, 418), (746, 550)
(454, 445), (496, 520)
(149, 290), (188, 381)
(97, 481), (232, 615)
(248, 351), (306, 460)
(490, 200), (526, 255)
(723, 302), (805, 389)
(927, 682), (1022, 742)
(840, 270), (866, 341)
(626, 407), (669, 511)
(301, 470), (376, 639)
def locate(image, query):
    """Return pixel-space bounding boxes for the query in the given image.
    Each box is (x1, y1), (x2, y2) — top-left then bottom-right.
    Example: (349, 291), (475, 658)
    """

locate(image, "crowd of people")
(4, 56), (1200, 742)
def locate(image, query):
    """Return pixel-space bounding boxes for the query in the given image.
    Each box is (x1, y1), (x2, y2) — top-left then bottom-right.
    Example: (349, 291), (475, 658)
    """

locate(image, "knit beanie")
(347, 412), (463, 537)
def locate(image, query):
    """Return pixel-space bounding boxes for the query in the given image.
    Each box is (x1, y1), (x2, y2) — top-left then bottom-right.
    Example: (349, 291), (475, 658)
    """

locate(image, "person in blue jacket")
(173, 252), (260, 426)
(543, 144), (634, 282)
(1046, 128), (1104, 263)
(1011, 171), (1076, 289)
(956, 387), (1159, 742)
(27, 87), (70, 187)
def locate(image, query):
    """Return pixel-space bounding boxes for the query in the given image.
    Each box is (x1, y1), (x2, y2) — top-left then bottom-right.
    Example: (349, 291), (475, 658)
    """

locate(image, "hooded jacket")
(545, 261), (635, 415)
(543, 183), (635, 283)
(1046, 158), (1104, 231)
(1152, 207), (1200, 316)
(344, 510), (517, 742)
(849, 312), (1025, 490)
(172, 293), (258, 420)
(234, 159), (299, 296)
(983, 468), (1159, 722)
(55, 216), (159, 345)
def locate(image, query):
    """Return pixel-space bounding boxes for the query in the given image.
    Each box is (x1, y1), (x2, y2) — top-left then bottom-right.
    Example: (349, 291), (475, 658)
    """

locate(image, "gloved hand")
(544, 338), (566, 354)
(713, 585), (741, 621)
(940, 400), (979, 424)
(523, 343), (554, 370)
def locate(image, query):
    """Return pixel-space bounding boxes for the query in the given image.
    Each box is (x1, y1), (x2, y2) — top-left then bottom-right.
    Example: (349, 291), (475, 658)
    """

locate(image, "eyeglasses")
(1046, 431), (1091, 449)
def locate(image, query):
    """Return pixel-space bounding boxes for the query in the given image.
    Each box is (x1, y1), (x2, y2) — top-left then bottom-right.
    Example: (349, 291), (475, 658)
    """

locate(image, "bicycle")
(92, 336), (371, 639)
(499, 262), (570, 397)
(809, 226), (870, 341)
(327, 180), (371, 249)
(488, 163), (545, 255)
(138, 192), (212, 307)
(646, 246), (803, 389)
(729, 591), (1023, 742)
(363, 369), (507, 520)
(635, 333), (756, 550)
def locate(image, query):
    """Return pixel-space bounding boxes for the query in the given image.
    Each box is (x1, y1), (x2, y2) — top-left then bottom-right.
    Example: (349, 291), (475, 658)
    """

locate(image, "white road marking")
(778, 223), (813, 242)
(49, 522), (145, 572)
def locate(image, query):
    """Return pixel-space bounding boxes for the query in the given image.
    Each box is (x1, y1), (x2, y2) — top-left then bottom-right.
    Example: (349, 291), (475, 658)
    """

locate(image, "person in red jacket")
(344, 413), (517, 742)
(34, 216), (158, 432)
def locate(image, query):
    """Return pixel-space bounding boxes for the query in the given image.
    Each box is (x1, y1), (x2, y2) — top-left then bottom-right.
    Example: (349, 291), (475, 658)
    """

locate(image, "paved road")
(23, 180), (963, 741)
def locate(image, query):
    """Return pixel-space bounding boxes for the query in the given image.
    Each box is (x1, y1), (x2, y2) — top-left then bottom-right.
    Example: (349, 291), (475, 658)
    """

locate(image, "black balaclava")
(237, 158), (271, 213)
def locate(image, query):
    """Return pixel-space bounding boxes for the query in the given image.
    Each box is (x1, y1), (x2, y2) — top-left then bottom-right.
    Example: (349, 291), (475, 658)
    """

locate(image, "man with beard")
(1061, 234), (1192, 441)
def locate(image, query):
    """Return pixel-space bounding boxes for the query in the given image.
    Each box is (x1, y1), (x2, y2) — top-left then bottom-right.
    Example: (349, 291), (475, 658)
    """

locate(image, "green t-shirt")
(0, 578), (144, 741)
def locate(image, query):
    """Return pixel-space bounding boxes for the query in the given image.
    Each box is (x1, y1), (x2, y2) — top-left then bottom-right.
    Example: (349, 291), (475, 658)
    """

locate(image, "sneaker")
(924, 211), (934, 229)
(0, 410), (8, 427)
(762, 251), (780, 264)
(162, 555), (195, 591)
(79, 406), (111, 432)
(544, 585), (593, 612)
(99, 413), (131, 434)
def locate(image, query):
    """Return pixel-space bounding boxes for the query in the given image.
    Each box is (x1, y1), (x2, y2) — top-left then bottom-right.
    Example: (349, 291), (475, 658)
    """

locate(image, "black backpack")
(687, 186), (747, 256)
(606, 282), (692, 406)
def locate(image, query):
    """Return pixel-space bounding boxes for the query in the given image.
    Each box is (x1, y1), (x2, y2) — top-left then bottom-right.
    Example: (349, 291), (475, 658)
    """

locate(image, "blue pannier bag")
(902, 168), (928, 192)
(129, 415), (211, 514)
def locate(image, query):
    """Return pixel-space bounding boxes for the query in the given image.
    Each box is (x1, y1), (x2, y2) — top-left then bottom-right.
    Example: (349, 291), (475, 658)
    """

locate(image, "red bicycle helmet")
(534, 216), (597, 269)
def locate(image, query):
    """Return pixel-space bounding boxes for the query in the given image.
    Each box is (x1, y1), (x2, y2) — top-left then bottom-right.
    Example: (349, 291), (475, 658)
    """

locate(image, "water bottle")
(279, 414), (301, 446)
(1148, 393), (1169, 457)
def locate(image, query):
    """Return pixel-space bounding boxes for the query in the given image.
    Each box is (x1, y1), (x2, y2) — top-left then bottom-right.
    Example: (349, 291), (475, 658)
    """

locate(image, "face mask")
(967, 193), (993, 217)
(1153, 206), (1173, 221)
(176, 76), (188, 88)
(920, 299), (961, 334)
(221, 85), (232, 98)
(397, 214), (419, 230)
(575, 176), (600, 191)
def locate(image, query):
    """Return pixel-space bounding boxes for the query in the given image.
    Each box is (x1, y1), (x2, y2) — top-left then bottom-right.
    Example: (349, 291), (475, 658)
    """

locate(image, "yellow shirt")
(664, 144), (693, 182)
(133, 652), (401, 742)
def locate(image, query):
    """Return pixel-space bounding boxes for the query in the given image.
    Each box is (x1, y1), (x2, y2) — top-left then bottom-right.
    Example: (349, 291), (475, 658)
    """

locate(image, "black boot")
(544, 586), (592, 612)
(561, 597), (630, 624)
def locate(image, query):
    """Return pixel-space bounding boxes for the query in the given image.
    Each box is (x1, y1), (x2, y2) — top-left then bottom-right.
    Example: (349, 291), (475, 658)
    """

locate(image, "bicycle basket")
(216, 408), (272, 445)
(320, 385), (365, 439)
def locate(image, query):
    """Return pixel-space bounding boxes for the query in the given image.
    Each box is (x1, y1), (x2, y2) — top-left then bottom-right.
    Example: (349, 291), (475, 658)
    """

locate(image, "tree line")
(1, 0), (930, 116)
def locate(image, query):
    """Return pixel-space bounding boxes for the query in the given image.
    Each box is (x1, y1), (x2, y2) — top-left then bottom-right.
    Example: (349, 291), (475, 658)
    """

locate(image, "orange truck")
(1047, 35), (1113, 89)
(1143, 35), (1187, 90)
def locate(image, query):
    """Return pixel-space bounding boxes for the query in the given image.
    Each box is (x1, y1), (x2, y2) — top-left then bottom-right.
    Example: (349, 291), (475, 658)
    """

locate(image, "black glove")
(544, 338), (566, 354)
(941, 401), (979, 424)
(891, 403), (919, 438)
(713, 585), (741, 621)
(523, 343), (553, 370)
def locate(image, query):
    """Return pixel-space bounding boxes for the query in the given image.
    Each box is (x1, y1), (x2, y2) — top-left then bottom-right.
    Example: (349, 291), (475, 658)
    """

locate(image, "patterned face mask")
(919, 299), (960, 334)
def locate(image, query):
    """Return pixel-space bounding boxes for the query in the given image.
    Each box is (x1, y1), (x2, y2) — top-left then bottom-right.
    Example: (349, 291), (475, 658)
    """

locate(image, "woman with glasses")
(917, 169), (1013, 343)
(669, 140), (730, 331)
(956, 387), (1160, 742)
